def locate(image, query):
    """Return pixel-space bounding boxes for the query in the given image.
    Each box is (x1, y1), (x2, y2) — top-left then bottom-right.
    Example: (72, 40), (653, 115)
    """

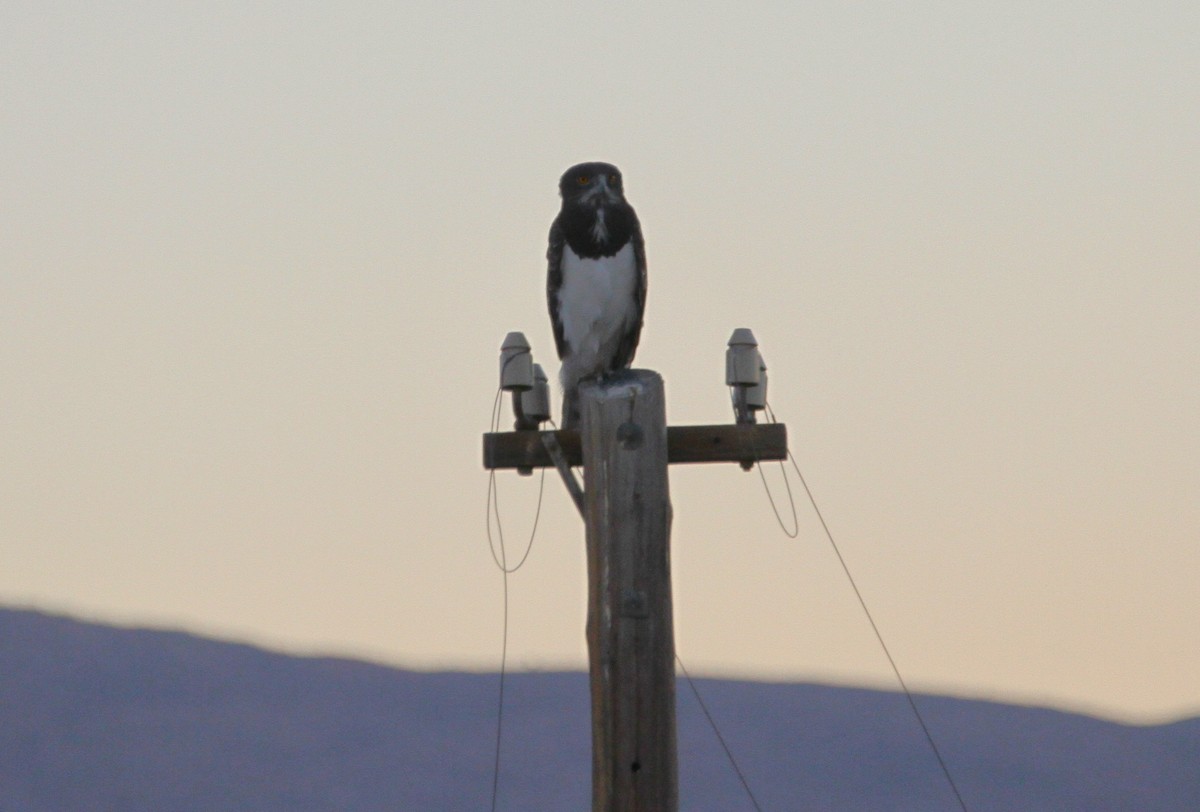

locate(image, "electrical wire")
(486, 387), (546, 574)
(676, 653), (764, 811)
(759, 403), (971, 812)
(485, 385), (547, 811)
(755, 451), (800, 539)
(730, 386), (799, 538)
(490, 557), (508, 812)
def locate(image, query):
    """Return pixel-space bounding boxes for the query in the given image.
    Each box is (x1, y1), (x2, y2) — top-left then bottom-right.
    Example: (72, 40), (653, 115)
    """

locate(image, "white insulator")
(726, 328), (761, 387)
(521, 363), (552, 423)
(499, 331), (534, 391)
(746, 354), (768, 411)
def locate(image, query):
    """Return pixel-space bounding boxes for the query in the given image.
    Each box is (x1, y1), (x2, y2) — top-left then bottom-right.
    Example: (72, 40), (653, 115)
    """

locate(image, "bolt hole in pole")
(616, 421), (644, 450)
(631, 761), (641, 773)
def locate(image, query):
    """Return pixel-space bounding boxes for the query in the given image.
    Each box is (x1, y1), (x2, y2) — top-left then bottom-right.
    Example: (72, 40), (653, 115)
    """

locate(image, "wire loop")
(485, 385), (547, 811)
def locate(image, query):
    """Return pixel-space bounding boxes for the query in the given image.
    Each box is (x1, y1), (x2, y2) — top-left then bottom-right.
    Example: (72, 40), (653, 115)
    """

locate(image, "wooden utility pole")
(483, 367), (786, 812)
(580, 371), (676, 810)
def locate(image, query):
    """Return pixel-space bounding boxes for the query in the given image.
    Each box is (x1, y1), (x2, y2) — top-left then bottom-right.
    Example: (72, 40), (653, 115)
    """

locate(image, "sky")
(2, 2), (1197, 723)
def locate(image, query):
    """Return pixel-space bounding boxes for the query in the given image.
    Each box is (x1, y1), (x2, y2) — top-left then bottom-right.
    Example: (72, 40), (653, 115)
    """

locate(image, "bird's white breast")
(557, 242), (638, 376)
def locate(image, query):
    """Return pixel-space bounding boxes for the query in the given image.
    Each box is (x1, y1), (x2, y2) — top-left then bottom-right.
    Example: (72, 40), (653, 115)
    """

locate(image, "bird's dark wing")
(612, 219), (647, 370)
(546, 215), (568, 360)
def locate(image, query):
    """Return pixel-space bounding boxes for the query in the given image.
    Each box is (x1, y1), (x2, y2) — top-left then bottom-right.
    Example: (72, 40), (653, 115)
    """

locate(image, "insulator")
(746, 354), (768, 411)
(726, 328), (760, 387)
(520, 363), (551, 423)
(499, 331), (534, 392)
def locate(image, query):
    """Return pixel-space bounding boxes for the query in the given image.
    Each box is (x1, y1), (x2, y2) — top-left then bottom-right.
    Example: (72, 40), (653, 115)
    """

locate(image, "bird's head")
(559, 162), (625, 208)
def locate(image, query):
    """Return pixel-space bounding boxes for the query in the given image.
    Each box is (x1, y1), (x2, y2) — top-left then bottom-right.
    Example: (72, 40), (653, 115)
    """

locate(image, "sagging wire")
(485, 385), (547, 812)
(753, 401), (971, 812)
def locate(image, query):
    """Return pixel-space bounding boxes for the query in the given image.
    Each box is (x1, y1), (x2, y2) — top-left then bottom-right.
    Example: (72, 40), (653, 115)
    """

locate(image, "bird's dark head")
(559, 162), (625, 207)
(553, 161), (639, 256)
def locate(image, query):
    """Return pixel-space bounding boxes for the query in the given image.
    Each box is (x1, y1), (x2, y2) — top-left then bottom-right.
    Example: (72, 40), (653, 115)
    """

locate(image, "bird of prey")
(546, 161), (647, 429)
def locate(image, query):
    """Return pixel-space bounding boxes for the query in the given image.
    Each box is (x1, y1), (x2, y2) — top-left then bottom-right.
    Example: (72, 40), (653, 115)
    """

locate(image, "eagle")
(546, 162), (647, 430)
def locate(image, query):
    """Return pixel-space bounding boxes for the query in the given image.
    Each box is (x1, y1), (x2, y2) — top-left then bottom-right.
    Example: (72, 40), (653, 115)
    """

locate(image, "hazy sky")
(3, 2), (1197, 722)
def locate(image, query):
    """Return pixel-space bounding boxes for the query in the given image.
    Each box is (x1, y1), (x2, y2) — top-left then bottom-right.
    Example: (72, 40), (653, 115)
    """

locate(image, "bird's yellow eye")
(577, 174), (590, 185)
(608, 173), (619, 185)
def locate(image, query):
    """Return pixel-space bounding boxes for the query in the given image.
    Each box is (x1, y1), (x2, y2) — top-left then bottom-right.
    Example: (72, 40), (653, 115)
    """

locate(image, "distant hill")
(1, 606), (1196, 810)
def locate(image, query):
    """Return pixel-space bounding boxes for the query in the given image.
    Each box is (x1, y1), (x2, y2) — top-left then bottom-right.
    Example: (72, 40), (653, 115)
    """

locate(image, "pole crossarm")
(482, 423), (787, 471)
